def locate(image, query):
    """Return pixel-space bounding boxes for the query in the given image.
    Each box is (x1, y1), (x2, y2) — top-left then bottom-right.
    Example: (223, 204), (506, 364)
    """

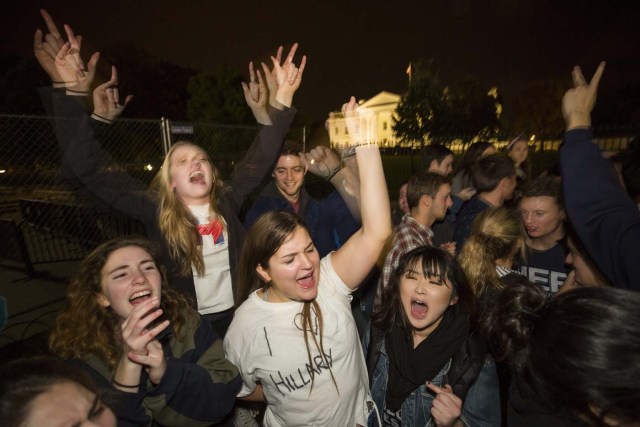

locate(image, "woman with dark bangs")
(367, 246), (494, 427)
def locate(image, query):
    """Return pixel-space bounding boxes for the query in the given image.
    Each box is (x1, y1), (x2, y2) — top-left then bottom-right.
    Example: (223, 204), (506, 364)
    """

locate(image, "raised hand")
(261, 45), (283, 108)
(34, 10), (94, 90)
(33, 9), (66, 84)
(53, 42), (83, 88)
(63, 23), (86, 76)
(119, 297), (169, 358)
(562, 61), (605, 130)
(93, 66), (133, 122)
(242, 61), (271, 125)
(300, 146), (341, 180)
(427, 383), (463, 427)
(112, 296), (169, 391)
(271, 43), (306, 108)
(455, 187), (476, 201)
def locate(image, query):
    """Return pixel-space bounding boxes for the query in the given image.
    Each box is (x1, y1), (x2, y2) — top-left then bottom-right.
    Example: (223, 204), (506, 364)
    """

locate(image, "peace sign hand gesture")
(562, 61), (605, 130)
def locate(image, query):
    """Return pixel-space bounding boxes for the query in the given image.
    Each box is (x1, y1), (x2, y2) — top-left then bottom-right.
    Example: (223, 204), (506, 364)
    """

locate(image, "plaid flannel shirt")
(374, 214), (434, 314)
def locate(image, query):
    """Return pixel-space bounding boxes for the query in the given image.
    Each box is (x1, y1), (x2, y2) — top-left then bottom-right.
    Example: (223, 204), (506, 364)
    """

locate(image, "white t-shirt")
(224, 255), (372, 426)
(188, 204), (234, 314)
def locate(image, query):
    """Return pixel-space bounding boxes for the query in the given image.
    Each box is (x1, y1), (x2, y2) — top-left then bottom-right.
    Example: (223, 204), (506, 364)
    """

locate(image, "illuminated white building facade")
(327, 91), (400, 150)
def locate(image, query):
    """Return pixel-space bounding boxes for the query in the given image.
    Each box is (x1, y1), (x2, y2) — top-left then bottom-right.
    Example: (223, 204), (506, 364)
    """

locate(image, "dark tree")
(187, 66), (253, 125)
(0, 55), (50, 115)
(100, 44), (196, 120)
(393, 58), (501, 146)
(509, 78), (566, 137)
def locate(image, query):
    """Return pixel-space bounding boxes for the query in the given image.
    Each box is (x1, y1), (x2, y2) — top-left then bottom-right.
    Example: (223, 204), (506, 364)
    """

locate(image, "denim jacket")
(368, 336), (500, 427)
(369, 338), (459, 427)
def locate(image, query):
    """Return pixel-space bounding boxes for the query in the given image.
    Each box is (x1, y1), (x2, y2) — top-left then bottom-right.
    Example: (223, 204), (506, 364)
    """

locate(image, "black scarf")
(385, 304), (469, 412)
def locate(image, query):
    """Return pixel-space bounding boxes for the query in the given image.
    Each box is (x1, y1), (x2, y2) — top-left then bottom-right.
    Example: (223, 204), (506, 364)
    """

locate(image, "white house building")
(326, 91), (401, 150)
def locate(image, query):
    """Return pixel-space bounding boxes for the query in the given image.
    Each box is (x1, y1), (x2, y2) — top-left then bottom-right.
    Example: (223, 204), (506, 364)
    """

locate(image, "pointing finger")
(426, 382), (449, 394)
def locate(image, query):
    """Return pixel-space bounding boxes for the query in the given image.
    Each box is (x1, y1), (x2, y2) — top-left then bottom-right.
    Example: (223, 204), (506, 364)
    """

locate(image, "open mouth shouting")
(189, 170), (206, 185)
(297, 271), (316, 290)
(129, 290), (153, 305)
(410, 298), (428, 319)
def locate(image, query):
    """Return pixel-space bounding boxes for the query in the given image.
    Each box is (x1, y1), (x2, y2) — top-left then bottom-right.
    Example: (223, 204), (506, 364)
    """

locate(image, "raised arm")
(35, 12), (152, 222)
(330, 97), (392, 288)
(301, 145), (361, 222)
(91, 66), (133, 123)
(270, 43), (306, 109)
(261, 45), (283, 109)
(560, 62), (640, 290)
(224, 44), (305, 209)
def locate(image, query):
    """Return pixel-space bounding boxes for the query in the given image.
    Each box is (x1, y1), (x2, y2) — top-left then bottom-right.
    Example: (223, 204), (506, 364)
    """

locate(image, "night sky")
(3, 0), (640, 121)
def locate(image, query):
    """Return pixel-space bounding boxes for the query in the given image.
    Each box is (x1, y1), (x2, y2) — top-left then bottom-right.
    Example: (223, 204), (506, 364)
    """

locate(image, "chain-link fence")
(0, 112), (636, 274)
(379, 129), (637, 201)
(0, 113), (304, 274)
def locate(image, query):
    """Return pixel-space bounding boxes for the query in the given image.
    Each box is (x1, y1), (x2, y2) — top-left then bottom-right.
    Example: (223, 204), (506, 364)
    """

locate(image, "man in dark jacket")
(244, 140), (360, 257)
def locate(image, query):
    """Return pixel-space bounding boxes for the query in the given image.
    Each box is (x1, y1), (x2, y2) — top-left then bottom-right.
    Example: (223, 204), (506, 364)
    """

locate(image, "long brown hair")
(237, 211), (338, 394)
(49, 237), (197, 369)
(149, 141), (224, 276)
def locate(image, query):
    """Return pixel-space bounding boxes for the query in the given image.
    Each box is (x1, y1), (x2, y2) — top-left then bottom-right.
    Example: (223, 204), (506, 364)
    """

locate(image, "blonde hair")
(458, 207), (525, 298)
(150, 141), (223, 276)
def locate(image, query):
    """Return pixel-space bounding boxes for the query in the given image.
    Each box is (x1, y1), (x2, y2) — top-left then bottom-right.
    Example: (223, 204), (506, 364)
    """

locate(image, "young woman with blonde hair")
(456, 206), (526, 426)
(224, 97), (392, 426)
(458, 206), (525, 298)
(34, 10), (305, 337)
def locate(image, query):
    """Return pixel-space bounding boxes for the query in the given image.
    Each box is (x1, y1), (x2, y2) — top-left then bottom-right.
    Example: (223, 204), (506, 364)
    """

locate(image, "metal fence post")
(160, 117), (173, 154)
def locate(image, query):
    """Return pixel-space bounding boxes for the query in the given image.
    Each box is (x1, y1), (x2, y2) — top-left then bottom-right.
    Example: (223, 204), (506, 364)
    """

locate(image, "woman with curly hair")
(34, 10), (305, 338)
(49, 237), (241, 426)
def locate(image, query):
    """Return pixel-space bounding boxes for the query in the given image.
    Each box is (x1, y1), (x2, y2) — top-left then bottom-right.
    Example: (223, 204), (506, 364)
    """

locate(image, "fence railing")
(0, 112), (636, 273)
(0, 113), (304, 274)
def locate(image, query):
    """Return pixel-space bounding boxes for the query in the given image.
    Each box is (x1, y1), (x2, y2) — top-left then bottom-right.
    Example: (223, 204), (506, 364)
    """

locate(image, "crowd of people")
(1, 9), (639, 427)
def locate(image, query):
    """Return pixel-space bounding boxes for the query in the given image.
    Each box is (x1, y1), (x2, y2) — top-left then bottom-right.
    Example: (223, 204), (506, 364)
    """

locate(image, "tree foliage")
(393, 59), (501, 145)
(101, 44), (196, 120)
(0, 55), (50, 115)
(187, 67), (254, 125)
(509, 79), (566, 137)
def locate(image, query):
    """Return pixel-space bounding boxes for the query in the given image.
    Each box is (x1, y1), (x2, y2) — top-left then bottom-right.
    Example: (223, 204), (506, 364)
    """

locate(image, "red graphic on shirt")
(197, 220), (224, 244)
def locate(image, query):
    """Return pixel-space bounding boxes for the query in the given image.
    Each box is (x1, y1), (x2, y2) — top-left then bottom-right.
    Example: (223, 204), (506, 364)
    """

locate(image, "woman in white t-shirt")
(224, 97), (391, 426)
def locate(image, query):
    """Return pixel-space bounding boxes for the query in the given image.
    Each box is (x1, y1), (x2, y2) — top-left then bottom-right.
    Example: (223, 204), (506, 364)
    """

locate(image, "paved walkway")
(0, 260), (77, 363)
